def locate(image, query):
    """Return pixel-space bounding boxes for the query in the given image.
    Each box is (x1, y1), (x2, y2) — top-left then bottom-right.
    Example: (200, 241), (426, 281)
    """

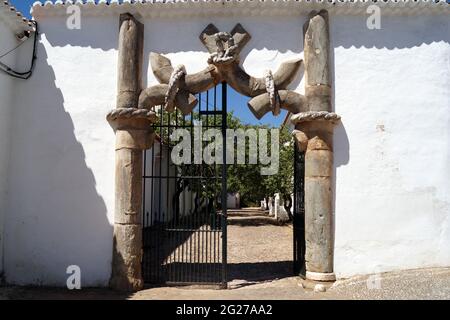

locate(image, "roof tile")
(31, 0), (450, 18)
(1, 1), (35, 35)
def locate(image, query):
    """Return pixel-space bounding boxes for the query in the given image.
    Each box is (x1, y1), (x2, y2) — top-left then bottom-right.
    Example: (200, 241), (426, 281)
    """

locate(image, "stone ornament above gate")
(138, 23), (306, 120)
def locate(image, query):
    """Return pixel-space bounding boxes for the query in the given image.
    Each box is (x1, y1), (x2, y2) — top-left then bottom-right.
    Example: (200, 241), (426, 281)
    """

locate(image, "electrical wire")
(0, 21), (38, 80)
(0, 36), (28, 60)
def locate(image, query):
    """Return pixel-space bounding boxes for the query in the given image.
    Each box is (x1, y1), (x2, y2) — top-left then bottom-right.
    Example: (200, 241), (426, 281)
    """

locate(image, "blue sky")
(227, 87), (287, 127)
(11, 0), (33, 18)
(11, 0), (286, 126)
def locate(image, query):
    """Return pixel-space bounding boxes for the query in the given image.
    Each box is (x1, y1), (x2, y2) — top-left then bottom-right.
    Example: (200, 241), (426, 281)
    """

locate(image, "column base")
(306, 271), (336, 282)
(109, 223), (144, 292)
(110, 276), (144, 292)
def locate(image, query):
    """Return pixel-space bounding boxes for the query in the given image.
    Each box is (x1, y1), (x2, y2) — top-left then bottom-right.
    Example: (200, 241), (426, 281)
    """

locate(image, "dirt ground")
(227, 208), (293, 283)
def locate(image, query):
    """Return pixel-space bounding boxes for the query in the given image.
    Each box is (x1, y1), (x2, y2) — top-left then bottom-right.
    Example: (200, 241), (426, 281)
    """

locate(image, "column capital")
(290, 111), (340, 126)
(291, 111), (340, 152)
(292, 129), (309, 153)
(106, 108), (158, 150)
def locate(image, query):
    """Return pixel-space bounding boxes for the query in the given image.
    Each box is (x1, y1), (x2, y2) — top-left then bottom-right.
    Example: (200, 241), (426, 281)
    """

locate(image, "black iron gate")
(293, 144), (306, 276)
(142, 83), (228, 287)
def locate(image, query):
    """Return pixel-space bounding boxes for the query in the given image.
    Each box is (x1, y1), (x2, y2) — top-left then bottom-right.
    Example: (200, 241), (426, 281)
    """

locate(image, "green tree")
(224, 114), (294, 210)
(155, 107), (294, 214)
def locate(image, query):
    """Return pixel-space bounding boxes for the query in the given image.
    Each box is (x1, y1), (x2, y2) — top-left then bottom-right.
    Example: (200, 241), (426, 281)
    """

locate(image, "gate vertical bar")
(141, 83), (227, 287)
(293, 144), (306, 276)
(142, 149), (147, 281)
(221, 82), (228, 288)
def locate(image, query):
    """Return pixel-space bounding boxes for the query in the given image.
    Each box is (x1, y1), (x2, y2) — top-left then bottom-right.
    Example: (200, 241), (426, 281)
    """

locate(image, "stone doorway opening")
(108, 12), (335, 291)
(222, 86), (304, 286)
(140, 83), (305, 288)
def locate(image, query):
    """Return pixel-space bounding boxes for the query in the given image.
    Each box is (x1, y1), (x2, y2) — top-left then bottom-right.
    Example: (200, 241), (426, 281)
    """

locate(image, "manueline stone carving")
(208, 31), (239, 65)
(139, 23), (306, 119)
(291, 111), (341, 124)
(264, 69), (281, 116)
(165, 65), (187, 112)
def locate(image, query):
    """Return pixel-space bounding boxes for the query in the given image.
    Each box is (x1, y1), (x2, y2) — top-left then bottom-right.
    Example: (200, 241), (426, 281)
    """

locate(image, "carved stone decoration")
(291, 111), (340, 123)
(264, 70), (281, 116)
(165, 65), (187, 112)
(139, 23), (306, 119)
(207, 32), (239, 65)
(292, 129), (309, 153)
(200, 23), (251, 65)
(248, 90), (306, 120)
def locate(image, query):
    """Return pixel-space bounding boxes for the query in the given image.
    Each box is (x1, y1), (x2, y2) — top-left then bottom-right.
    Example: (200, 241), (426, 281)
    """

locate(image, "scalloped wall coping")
(1, 1), (35, 35)
(31, 0), (450, 19)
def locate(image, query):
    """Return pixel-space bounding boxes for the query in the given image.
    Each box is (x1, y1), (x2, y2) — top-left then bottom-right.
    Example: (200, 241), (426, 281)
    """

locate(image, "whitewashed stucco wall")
(332, 14), (450, 277)
(4, 16), (117, 286)
(0, 19), (21, 275)
(3, 11), (449, 285)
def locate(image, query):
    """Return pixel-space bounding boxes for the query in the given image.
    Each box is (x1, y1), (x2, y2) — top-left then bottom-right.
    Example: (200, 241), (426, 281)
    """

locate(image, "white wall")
(2, 11), (449, 285)
(143, 142), (182, 226)
(227, 193), (240, 210)
(0, 19), (18, 276)
(332, 14), (450, 277)
(5, 16), (117, 286)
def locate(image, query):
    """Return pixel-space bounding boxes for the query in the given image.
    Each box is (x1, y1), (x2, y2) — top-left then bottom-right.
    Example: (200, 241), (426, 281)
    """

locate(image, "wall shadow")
(228, 261), (293, 283)
(37, 16), (119, 51)
(4, 36), (112, 286)
(330, 13), (351, 270)
(142, 209), (223, 284)
(331, 14), (450, 50)
(227, 216), (285, 227)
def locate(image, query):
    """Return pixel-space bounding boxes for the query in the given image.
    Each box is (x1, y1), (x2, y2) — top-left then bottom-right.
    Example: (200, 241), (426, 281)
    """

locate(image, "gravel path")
(227, 208), (294, 283)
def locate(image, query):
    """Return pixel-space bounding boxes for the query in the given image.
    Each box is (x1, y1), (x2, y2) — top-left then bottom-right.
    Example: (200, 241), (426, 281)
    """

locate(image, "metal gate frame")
(142, 82), (305, 286)
(293, 145), (306, 277)
(142, 83), (228, 288)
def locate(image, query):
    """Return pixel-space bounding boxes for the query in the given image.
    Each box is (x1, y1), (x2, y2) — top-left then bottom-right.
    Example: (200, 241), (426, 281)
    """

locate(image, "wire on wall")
(0, 21), (38, 80)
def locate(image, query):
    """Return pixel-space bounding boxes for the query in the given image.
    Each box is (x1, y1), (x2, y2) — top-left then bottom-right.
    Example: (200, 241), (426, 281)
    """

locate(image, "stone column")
(117, 13), (143, 109)
(108, 114), (156, 291)
(291, 10), (340, 282)
(107, 13), (156, 291)
(303, 10), (331, 114)
(293, 117), (338, 282)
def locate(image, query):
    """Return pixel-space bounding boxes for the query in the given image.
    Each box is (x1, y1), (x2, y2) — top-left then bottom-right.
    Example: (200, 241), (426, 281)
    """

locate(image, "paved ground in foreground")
(1, 268), (450, 300)
(1, 209), (449, 300)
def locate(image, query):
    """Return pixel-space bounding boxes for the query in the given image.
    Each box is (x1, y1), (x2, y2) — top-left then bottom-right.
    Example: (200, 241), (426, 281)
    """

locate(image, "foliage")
(154, 107), (294, 207)
(225, 114), (294, 207)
